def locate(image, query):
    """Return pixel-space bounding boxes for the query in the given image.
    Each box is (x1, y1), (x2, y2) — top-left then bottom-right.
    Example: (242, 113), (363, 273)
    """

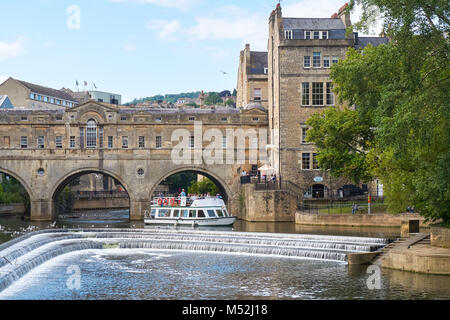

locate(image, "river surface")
(0, 210), (449, 300)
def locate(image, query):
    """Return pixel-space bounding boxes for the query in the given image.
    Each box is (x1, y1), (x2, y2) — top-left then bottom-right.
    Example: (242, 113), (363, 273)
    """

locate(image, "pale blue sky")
(0, 0), (378, 103)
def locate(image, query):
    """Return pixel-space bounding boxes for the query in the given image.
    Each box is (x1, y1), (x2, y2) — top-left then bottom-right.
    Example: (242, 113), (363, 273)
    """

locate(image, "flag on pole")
(93, 82), (97, 89)
(84, 81), (87, 86)
(76, 80), (79, 86)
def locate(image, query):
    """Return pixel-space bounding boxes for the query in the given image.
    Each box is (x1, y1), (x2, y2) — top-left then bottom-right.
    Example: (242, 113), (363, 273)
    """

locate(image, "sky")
(0, 0), (382, 103)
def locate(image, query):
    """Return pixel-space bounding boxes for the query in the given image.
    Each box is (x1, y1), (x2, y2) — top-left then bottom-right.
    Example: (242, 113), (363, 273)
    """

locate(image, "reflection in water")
(1, 249), (449, 300)
(0, 210), (447, 300)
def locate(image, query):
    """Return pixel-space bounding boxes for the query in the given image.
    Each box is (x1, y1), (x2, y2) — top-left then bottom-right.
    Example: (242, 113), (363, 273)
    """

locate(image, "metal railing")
(74, 190), (129, 199)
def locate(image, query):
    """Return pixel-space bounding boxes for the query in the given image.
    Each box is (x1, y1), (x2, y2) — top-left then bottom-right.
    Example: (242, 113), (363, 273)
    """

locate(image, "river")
(0, 210), (449, 300)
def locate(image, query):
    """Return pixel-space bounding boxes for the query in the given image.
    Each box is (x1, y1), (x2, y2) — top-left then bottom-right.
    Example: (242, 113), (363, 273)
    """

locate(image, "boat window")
(158, 209), (169, 218)
(198, 210), (206, 218)
(151, 209), (157, 218)
(189, 210), (197, 218)
(173, 210), (180, 218)
(181, 210), (189, 218)
(223, 209), (229, 217)
(216, 209), (224, 217)
(207, 210), (216, 218)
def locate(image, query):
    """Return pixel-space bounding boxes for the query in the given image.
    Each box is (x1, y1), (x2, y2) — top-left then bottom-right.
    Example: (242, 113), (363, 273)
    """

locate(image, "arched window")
(86, 119), (97, 148)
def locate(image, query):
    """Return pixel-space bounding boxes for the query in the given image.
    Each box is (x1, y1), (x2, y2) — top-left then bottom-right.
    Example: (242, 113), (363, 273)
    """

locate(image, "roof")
(283, 18), (346, 30)
(354, 36), (389, 49)
(16, 79), (78, 103)
(249, 51), (268, 74)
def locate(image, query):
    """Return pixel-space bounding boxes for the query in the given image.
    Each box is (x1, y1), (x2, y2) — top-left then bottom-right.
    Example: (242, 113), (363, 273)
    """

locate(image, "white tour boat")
(144, 196), (237, 226)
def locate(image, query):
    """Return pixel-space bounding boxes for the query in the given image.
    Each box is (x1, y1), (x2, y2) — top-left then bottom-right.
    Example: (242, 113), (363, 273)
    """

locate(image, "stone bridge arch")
(149, 165), (241, 216)
(49, 167), (137, 219)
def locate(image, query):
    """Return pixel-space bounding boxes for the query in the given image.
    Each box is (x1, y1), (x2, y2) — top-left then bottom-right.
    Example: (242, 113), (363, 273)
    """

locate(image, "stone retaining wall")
(431, 226), (450, 248)
(0, 203), (25, 215)
(240, 184), (296, 222)
(296, 212), (429, 227)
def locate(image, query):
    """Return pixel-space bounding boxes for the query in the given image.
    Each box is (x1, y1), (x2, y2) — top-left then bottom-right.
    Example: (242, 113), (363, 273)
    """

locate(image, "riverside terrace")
(0, 101), (269, 221)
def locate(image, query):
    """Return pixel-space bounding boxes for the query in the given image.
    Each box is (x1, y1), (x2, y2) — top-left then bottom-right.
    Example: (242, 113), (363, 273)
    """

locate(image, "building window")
(99, 127), (103, 148)
(37, 136), (45, 149)
(120, 116), (127, 121)
(305, 31), (311, 39)
(313, 52), (321, 68)
(302, 153), (311, 170)
(221, 117), (228, 122)
(253, 88), (262, 101)
(324, 56), (330, 68)
(302, 83), (310, 106)
(155, 117), (162, 122)
(139, 136), (145, 148)
(251, 137), (258, 150)
(301, 127), (309, 144)
(30, 93), (35, 100)
(326, 83), (334, 105)
(79, 127), (84, 149)
(70, 136), (75, 148)
(3, 136), (10, 148)
(313, 31), (320, 39)
(285, 30), (293, 40)
(108, 136), (113, 149)
(56, 136), (63, 149)
(44, 96), (48, 102)
(56, 100), (61, 105)
(21, 116), (28, 121)
(222, 136), (227, 149)
(189, 136), (195, 149)
(56, 115), (63, 121)
(20, 136), (27, 149)
(312, 83), (324, 106)
(50, 98), (55, 104)
(332, 56), (339, 65)
(37, 95), (42, 101)
(189, 117), (195, 121)
(304, 56), (310, 68)
(322, 31), (328, 39)
(122, 136), (129, 149)
(313, 153), (319, 169)
(86, 119), (97, 149)
(156, 136), (162, 149)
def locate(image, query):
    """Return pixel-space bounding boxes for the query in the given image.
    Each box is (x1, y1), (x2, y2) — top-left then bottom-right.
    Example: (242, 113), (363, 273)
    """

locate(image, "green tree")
(188, 178), (219, 195)
(204, 93), (223, 105)
(225, 99), (236, 107)
(307, 0), (449, 222)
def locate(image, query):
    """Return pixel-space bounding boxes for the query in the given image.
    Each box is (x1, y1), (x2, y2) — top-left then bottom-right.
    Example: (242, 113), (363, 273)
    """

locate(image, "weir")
(0, 228), (388, 293)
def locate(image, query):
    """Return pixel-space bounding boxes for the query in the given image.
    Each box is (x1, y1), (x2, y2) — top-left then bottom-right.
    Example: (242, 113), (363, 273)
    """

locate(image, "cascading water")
(0, 228), (388, 293)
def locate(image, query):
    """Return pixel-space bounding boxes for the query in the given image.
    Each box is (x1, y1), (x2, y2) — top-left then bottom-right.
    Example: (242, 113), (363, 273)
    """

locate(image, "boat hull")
(144, 216), (237, 226)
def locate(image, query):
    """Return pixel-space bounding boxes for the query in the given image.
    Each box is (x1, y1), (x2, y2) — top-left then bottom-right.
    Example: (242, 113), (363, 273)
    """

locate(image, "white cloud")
(110, 0), (200, 9)
(146, 20), (181, 41)
(0, 75), (8, 85)
(186, 6), (267, 51)
(123, 43), (137, 52)
(0, 36), (26, 61)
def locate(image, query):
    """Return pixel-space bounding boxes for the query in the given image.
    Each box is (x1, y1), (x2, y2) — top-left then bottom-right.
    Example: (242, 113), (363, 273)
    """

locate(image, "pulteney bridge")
(0, 101), (269, 221)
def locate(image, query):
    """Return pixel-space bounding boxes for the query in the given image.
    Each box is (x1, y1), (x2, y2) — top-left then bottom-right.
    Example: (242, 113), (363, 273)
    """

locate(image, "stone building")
(236, 44), (269, 109)
(0, 78), (78, 109)
(265, 3), (387, 198)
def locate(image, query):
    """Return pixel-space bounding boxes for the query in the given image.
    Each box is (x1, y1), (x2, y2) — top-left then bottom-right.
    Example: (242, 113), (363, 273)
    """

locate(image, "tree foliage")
(188, 177), (219, 196)
(204, 93), (223, 105)
(307, 0), (449, 222)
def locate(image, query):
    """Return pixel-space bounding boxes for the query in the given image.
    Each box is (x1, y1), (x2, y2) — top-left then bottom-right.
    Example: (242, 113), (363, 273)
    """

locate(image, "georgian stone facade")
(264, 3), (387, 198)
(0, 101), (268, 221)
